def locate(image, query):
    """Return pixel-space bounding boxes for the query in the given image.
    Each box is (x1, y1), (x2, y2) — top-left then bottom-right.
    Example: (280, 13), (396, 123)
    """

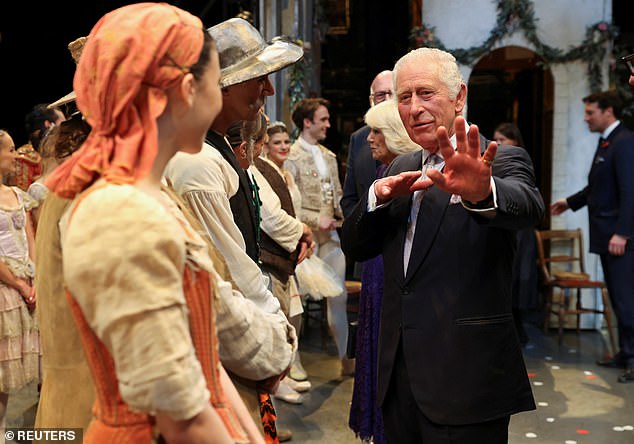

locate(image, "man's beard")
(248, 98), (265, 114)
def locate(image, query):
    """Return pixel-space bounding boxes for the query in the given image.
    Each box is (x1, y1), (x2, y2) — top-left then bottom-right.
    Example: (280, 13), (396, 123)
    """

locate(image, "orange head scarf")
(46, 2), (204, 198)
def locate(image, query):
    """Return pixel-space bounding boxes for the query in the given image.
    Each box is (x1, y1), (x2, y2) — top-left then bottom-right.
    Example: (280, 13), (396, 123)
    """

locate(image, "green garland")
(612, 44), (634, 118)
(410, 0), (619, 92)
(288, 40), (307, 112)
(287, 39), (308, 140)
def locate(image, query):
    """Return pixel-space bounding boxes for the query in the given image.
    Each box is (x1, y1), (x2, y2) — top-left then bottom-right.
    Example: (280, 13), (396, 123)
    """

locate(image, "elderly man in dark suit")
(341, 47), (543, 443)
(551, 91), (634, 383)
(341, 70), (393, 218)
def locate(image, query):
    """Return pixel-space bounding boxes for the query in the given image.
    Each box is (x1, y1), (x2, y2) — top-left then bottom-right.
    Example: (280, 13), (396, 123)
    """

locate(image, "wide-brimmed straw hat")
(208, 18), (303, 88)
(48, 37), (87, 109)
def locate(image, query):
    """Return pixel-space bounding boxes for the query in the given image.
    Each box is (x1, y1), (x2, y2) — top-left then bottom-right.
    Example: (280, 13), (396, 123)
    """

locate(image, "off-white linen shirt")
(165, 143), (281, 315)
(249, 157), (303, 253)
(164, 143), (296, 379)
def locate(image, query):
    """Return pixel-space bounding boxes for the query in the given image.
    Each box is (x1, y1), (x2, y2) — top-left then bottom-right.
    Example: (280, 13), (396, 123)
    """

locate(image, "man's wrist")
(463, 192), (494, 209)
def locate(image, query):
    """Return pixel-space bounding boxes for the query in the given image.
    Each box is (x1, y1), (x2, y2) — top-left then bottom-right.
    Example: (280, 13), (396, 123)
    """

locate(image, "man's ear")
(303, 117), (312, 130)
(454, 83), (467, 114)
(238, 141), (248, 159)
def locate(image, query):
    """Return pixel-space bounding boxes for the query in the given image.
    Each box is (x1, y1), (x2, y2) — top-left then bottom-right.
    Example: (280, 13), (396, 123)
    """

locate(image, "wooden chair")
(534, 228), (616, 353)
(302, 295), (329, 348)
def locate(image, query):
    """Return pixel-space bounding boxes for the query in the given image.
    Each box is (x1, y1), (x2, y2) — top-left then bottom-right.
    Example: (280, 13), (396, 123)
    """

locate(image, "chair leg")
(544, 288), (552, 333)
(600, 288), (618, 356)
(576, 289), (582, 334)
(320, 299), (328, 349)
(558, 291), (565, 345)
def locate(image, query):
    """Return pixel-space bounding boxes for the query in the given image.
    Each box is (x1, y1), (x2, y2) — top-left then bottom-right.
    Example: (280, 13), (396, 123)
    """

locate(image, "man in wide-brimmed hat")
(47, 37), (87, 111)
(165, 17), (304, 441)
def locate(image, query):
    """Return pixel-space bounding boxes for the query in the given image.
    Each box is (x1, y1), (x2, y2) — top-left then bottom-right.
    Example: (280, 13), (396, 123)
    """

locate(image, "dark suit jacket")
(341, 137), (542, 425)
(567, 122), (634, 254)
(341, 125), (380, 218)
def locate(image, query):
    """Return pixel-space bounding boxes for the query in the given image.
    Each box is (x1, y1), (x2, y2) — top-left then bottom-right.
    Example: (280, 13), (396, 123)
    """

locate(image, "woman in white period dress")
(0, 129), (39, 436)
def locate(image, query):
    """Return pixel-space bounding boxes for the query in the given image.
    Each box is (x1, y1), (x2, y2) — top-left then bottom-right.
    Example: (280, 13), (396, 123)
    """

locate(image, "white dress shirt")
(366, 127), (499, 275)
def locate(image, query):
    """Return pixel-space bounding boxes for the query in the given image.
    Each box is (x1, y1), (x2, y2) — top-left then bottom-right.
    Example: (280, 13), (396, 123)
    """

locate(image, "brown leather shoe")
(278, 428), (293, 442)
(617, 367), (634, 383)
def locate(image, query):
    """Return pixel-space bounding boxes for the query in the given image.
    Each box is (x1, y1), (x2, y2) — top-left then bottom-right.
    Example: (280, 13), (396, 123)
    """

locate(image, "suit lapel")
(590, 123), (622, 179)
(401, 133), (487, 283)
(391, 195), (412, 282)
(379, 151), (422, 282)
(360, 138), (380, 187)
(404, 186), (451, 283)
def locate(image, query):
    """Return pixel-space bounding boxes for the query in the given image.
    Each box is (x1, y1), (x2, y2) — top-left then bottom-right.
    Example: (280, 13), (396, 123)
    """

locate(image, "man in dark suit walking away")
(551, 91), (634, 384)
(341, 47), (543, 443)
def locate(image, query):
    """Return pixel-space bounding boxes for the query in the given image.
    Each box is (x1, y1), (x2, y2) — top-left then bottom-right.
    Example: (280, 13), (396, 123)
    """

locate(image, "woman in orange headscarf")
(45, 3), (261, 443)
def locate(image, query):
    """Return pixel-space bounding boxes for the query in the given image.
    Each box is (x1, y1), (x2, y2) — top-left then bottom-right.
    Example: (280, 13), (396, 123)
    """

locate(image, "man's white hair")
(364, 100), (422, 155)
(393, 48), (464, 99)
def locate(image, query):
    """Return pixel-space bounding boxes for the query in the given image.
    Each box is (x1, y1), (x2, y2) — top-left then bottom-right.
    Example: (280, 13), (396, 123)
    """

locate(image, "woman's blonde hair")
(364, 100), (421, 155)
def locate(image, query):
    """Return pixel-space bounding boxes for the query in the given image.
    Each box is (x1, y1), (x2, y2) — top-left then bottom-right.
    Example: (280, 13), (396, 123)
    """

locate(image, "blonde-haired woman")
(349, 99), (420, 444)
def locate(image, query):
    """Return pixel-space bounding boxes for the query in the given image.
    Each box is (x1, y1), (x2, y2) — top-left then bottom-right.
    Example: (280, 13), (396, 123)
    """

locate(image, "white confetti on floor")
(538, 401), (549, 406)
(546, 417), (555, 422)
(533, 381), (544, 386)
(525, 432), (537, 438)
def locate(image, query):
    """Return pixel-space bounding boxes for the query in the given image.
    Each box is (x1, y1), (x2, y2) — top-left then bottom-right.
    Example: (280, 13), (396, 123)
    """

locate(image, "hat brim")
(48, 91), (76, 109)
(220, 39), (303, 88)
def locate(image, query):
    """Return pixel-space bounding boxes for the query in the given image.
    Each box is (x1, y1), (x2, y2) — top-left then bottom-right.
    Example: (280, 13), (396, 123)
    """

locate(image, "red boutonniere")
(600, 139), (610, 149)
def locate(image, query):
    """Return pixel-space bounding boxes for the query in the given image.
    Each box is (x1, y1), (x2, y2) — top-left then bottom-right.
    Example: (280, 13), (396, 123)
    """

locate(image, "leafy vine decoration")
(410, 0), (619, 92)
(287, 39), (308, 140)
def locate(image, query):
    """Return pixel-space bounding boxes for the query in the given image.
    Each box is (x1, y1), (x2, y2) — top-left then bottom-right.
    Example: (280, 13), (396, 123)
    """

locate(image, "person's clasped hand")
(318, 215), (336, 231)
(16, 279), (36, 308)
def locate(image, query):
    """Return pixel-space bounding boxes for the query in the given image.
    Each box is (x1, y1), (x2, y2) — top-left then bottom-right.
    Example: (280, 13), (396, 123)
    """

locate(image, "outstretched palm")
(411, 116), (497, 203)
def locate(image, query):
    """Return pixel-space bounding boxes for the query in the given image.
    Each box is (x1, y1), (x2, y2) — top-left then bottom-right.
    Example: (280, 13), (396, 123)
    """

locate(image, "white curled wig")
(364, 100), (422, 155)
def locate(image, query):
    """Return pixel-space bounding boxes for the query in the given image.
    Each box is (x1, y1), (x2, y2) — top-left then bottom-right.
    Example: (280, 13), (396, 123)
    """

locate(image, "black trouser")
(382, 340), (510, 444)
(601, 251), (634, 366)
